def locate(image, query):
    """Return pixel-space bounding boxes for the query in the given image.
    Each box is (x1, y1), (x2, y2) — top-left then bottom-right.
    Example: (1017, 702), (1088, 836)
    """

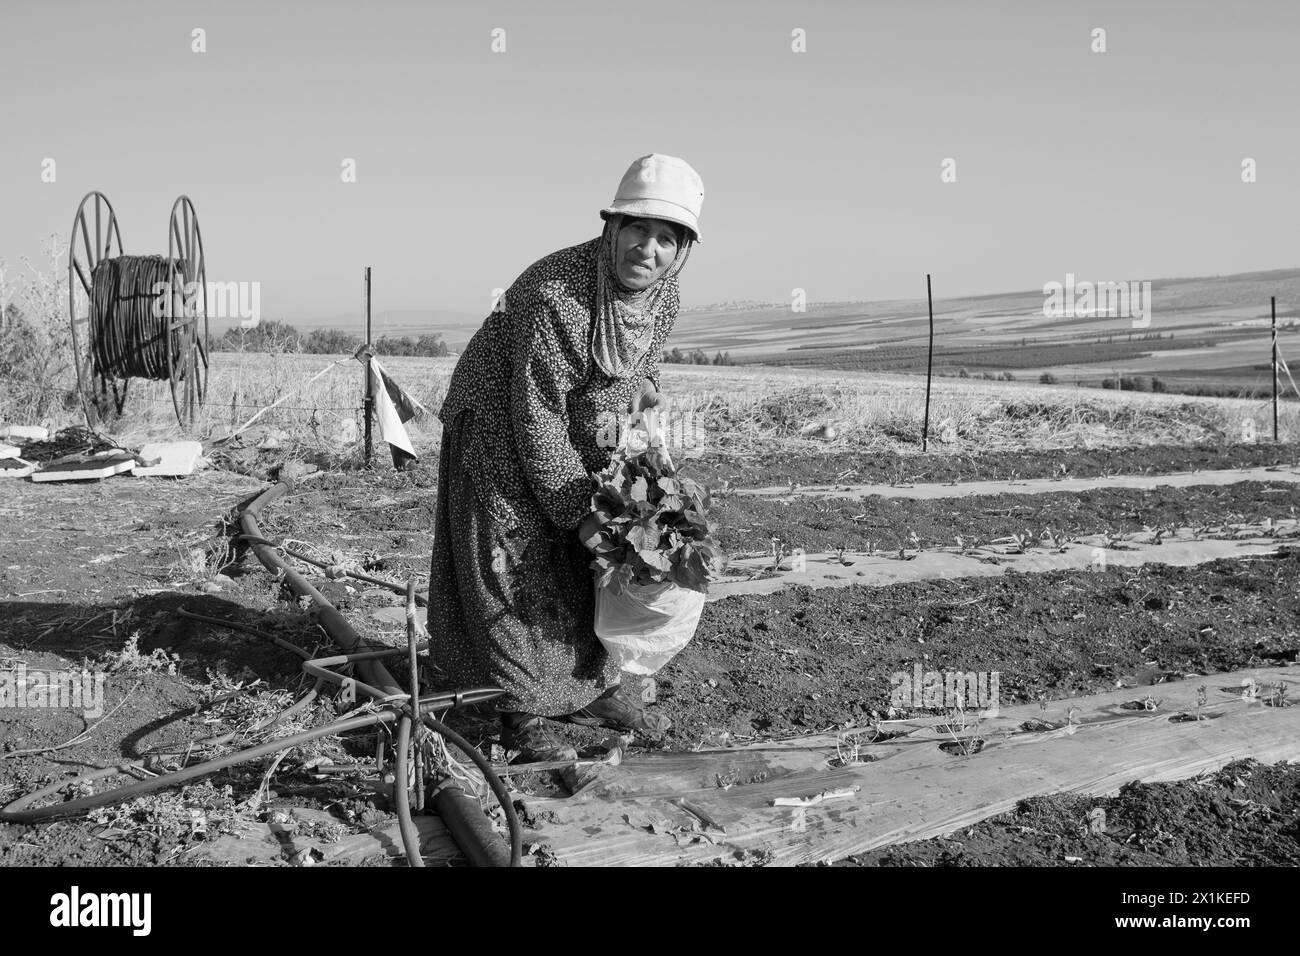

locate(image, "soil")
(685, 441), (1300, 488)
(2, 445), (1299, 866)
(837, 759), (1300, 866)
(649, 550), (1300, 747)
(710, 479), (1300, 554)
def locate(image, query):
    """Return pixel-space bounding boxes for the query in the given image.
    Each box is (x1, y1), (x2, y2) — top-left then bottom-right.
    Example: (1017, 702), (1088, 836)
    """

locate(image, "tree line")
(211, 320), (451, 356)
(660, 347), (736, 366)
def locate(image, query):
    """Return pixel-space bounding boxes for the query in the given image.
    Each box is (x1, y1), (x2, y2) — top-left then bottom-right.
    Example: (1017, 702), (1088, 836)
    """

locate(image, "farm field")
(2, 387), (1299, 864)
(669, 269), (1300, 398)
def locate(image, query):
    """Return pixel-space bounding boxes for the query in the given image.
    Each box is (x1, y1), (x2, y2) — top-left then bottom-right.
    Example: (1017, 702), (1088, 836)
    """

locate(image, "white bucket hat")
(599, 153), (704, 243)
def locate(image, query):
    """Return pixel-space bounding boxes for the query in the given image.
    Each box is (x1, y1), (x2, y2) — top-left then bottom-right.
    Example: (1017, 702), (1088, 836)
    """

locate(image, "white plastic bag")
(594, 577), (706, 675)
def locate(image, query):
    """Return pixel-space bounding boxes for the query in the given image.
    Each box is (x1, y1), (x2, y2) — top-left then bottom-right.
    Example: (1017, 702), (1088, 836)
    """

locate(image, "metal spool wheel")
(166, 195), (208, 428)
(68, 191), (127, 425)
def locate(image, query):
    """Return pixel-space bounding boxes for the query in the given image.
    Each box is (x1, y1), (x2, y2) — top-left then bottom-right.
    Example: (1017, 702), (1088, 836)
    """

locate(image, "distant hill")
(666, 268), (1300, 359)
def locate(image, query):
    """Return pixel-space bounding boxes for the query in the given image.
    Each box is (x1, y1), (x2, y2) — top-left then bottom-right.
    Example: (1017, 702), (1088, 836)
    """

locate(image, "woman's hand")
(630, 378), (665, 414)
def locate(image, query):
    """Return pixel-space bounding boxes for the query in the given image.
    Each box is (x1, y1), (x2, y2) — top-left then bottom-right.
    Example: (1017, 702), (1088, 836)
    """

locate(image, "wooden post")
(922, 274), (935, 452)
(364, 267), (373, 467)
(1272, 296), (1279, 443)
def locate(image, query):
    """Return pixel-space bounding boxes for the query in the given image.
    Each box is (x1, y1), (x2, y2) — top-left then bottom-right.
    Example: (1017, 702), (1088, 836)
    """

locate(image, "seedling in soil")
(1121, 694), (1162, 712)
(937, 701), (985, 756)
(887, 464), (916, 488)
(830, 729), (880, 768)
(1007, 531), (1032, 554)
(1264, 680), (1292, 708)
(768, 536), (786, 573)
(1171, 684), (1222, 722)
(1065, 704), (1080, 734)
(1041, 527), (1068, 552)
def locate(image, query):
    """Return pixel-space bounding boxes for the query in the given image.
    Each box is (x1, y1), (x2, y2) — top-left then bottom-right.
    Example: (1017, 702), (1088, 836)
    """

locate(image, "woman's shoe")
(562, 684), (671, 737)
(499, 712), (578, 764)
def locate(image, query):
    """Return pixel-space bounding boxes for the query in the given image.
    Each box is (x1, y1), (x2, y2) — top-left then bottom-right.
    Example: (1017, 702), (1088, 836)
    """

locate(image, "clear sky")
(2, 0), (1297, 330)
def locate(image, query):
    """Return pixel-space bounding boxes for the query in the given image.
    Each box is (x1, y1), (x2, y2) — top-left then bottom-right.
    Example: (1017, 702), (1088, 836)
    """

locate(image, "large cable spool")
(68, 192), (209, 428)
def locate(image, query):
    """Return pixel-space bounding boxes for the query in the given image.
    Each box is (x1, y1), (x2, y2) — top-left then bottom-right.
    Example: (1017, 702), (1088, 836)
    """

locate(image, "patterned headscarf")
(591, 214), (693, 378)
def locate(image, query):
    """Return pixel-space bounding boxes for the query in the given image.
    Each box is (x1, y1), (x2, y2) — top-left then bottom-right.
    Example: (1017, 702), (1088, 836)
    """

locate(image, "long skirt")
(425, 409), (620, 716)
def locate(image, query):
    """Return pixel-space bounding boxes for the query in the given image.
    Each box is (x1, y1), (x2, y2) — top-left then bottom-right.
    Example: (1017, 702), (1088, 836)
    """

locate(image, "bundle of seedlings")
(578, 409), (728, 674)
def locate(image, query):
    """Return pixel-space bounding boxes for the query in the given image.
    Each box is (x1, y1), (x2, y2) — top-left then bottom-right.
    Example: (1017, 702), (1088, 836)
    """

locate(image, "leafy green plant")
(578, 433), (728, 593)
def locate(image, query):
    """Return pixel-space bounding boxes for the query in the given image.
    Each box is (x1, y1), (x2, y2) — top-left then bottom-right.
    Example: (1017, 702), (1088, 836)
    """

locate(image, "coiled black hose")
(90, 255), (186, 381)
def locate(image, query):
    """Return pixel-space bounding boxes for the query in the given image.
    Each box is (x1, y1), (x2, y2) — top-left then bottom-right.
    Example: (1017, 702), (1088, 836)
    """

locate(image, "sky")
(1, 0), (1297, 334)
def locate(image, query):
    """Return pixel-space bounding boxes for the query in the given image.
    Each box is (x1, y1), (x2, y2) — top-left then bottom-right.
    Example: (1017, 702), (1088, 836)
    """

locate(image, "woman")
(428, 154), (705, 762)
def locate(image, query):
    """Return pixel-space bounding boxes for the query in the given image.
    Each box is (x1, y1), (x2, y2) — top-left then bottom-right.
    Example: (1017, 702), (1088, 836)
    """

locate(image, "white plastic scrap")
(772, 785), (861, 808)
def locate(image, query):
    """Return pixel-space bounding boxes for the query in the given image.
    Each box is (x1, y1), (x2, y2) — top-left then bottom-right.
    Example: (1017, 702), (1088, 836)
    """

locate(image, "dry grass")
(654, 365), (1298, 456)
(5, 343), (1297, 463)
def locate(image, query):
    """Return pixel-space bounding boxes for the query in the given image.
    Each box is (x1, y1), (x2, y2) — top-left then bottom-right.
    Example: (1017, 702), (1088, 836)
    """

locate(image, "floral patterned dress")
(427, 237), (676, 716)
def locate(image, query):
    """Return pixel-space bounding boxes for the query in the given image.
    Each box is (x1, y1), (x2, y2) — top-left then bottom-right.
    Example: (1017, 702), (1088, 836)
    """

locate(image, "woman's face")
(615, 218), (681, 291)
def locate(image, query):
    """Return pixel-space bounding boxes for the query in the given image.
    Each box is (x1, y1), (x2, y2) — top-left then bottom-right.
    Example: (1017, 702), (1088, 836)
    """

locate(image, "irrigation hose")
(423, 712), (521, 867)
(240, 484), (404, 698)
(176, 608), (314, 660)
(240, 480), (521, 866)
(394, 715), (424, 867)
(0, 682), (497, 827)
(237, 532), (430, 606)
(0, 710), (397, 824)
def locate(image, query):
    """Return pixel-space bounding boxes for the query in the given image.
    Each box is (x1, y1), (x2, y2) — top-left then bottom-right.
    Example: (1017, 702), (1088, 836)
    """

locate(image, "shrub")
(304, 328), (363, 354)
(0, 241), (81, 424)
(1038, 372), (1058, 385)
(215, 319), (303, 352)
